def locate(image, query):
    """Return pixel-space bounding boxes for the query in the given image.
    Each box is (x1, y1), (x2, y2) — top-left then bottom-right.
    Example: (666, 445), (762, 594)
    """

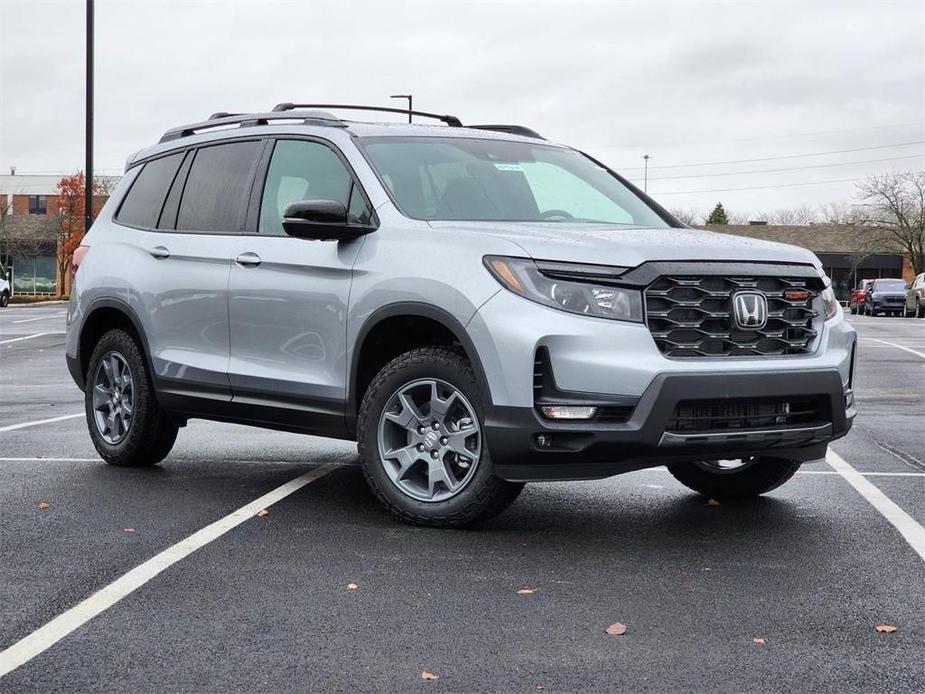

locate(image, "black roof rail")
(466, 124), (544, 140)
(158, 111), (346, 143)
(271, 103), (463, 128)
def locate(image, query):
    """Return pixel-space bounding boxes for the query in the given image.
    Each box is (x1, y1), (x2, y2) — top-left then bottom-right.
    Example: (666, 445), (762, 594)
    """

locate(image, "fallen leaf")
(37, 501), (49, 511)
(702, 567), (712, 571)
(255, 509), (269, 518)
(875, 624), (897, 633)
(124, 528), (136, 533)
(421, 671), (439, 681)
(517, 588), (537, 595)
(347, 582), (359, 590)
(706, 498), (721, 507)
(753, 637), (766, 645)
(536, 685), (545, 691)
(605, 622), (627, 636)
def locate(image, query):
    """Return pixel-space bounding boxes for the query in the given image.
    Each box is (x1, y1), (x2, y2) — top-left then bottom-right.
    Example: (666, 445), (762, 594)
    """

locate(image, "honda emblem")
(732, 292), (768, 330)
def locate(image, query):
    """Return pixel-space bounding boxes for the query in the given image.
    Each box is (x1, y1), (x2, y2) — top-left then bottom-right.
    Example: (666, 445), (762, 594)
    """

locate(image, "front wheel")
(357, 347), (523, 527)
(917, 302), (925, 318)
(0, 291), (8, 307)
(667, 456), (801, 499)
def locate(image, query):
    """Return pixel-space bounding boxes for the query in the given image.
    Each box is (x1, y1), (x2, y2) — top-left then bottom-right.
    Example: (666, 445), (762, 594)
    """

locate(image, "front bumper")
(486, 368), (855, 481)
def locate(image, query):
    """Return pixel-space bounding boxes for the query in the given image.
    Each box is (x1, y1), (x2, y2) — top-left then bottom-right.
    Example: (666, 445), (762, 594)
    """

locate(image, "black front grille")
(645, 275), (821, 357)
(667, 397), (826, 432)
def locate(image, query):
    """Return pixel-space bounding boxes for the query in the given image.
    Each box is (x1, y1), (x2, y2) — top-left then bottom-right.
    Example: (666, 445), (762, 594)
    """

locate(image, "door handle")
(150, 246), (170, 260)
(234, 252), (261, 268)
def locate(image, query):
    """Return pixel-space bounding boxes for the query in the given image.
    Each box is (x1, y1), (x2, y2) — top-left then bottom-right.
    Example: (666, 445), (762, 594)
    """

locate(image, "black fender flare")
(72, 297), (155, 392)
(346, 302), (491, 435)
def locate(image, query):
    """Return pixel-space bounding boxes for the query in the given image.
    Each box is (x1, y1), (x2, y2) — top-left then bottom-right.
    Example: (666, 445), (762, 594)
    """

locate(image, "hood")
(428, 221), (820, 269)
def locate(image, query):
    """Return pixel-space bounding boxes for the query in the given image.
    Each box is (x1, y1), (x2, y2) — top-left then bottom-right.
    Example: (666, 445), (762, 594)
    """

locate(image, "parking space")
(0, 306), (923, 692)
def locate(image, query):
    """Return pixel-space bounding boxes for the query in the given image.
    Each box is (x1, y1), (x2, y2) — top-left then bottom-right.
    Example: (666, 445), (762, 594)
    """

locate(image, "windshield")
(359, 136), (670, 227)
(874, 280), (906, 291)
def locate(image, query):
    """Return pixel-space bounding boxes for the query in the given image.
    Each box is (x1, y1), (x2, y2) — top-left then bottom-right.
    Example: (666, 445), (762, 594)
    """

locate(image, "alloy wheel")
(92, 351), (134, 444)
(377, 378), (482, 502)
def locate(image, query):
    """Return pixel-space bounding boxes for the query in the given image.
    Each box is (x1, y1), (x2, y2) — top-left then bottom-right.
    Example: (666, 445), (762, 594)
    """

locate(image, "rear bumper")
(485, 368), (855, 481)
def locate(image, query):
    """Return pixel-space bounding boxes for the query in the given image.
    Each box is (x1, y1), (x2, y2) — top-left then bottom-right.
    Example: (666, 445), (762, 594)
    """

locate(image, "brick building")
(0, 173), (62, 295)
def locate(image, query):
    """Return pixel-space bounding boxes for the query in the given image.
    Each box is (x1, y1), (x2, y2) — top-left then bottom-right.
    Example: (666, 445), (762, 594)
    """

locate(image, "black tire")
(0, 291), (8, 307)
(667, 456), (801, 499)
(917, 302), (924, 319)
(85, 328), (178, 467)
(357, 346), (524, 528)
(849, 305), (857, 315)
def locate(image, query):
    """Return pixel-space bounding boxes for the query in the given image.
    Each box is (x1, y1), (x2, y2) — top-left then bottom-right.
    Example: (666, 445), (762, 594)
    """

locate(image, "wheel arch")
(75, 298), (155, 391)
(347, 302), (490, 436)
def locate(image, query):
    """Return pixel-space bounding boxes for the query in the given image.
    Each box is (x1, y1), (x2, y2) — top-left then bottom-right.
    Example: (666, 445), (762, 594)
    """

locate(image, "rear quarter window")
(116, 152), (184, 228)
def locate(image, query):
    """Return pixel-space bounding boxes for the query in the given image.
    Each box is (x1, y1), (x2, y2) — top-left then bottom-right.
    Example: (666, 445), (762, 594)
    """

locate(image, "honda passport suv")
(66, 104), (856, 527)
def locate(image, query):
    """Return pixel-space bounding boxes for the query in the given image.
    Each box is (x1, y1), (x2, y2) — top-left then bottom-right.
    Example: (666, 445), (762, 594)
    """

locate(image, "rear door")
(124, 138), (263, 403)
(227, 137), (373, 425)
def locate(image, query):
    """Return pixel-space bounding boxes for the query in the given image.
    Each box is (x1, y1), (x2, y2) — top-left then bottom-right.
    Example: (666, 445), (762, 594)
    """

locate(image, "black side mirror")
(281, 200), (376, 241)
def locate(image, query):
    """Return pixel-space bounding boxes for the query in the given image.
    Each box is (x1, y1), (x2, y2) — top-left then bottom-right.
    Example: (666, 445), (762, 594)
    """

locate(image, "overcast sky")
(1, 0), (922, 218)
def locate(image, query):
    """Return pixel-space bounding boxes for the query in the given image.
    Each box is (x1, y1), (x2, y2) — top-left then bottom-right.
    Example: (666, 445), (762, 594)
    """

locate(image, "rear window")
(176, 141), (262, 232)
(117, 153), (184, 228)
(873, 279), (906, 291)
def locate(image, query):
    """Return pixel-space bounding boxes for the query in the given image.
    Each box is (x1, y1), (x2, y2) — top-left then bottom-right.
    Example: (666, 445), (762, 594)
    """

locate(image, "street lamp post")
(642, 154), (651, 194)
(85, 0), (94, 233)
(390, 94), (412, 123)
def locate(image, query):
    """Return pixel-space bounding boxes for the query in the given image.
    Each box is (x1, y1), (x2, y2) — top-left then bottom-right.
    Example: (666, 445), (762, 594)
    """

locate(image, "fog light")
(539, 405), (598, 420)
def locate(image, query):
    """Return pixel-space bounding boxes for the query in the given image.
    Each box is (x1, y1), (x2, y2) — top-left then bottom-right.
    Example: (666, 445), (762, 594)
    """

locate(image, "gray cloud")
(1, 0), (922, 216)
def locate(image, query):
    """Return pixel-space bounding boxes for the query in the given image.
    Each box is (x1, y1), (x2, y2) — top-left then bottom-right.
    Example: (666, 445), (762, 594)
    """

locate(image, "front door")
(227, 138), (374, 426)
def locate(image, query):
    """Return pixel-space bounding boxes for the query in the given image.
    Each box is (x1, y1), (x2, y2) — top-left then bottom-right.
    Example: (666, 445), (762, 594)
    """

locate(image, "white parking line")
(0, 332), (64, 346)
(827, 449), (925, 564)
(862, 337), (925, 360)
(0, 457), (99, 462)
(0, 414), (83, 434)
(12, 312), (67, 324)
(0, 464), (335, 679)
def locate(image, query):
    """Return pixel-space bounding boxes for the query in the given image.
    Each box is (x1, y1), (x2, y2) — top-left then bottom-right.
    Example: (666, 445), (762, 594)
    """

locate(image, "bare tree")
(818, 200), (869, 225)
(669, 207), (702, 225)
(856, 171), (925, 275)
(770, 204), (818, 225)
(727, 210), (754, 225)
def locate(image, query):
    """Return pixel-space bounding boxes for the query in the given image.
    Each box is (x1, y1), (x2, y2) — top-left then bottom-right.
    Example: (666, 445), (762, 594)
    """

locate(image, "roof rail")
(158, 111), (345, 143)
(467, 124), (544, 140)
(271, 103), (463, 128)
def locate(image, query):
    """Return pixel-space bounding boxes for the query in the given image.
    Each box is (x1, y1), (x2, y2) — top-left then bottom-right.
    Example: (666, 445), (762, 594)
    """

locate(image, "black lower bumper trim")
(485, 368), (854, 482)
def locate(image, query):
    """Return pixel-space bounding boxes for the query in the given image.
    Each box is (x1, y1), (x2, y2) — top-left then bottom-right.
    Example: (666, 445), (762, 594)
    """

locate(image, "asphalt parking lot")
(0, 303), (922, 693)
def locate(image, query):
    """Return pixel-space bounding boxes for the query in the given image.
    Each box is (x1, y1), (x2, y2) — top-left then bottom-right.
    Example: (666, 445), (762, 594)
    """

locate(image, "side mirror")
(281, 200), (375, 241)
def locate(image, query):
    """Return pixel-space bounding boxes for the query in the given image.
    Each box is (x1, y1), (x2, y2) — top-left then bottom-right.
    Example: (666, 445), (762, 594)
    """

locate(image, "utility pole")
(85, 0), (94, 233)
(642, 154), (651, 193)
(390, 94), (412, 123)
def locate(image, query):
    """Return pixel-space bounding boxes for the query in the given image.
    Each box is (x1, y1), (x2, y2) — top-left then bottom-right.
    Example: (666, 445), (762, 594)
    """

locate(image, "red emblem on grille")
(784, 289), (810, 301)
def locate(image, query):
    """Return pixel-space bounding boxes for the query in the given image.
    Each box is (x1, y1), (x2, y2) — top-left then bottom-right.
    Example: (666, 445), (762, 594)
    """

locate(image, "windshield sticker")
(493, 163), (524, 172)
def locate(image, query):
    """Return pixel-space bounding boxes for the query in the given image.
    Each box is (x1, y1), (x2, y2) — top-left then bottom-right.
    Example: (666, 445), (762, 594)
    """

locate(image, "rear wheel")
(357, 346), (523, 527)
(917, 302), (924, 318)
(85, 328), (178, 467)
(0, 291), (8, 307)
(667, 456), (801, 498)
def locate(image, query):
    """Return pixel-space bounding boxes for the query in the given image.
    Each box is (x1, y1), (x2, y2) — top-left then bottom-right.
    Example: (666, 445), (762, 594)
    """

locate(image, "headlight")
(821, 285), (840, 320)
(483, 256), (644, 322)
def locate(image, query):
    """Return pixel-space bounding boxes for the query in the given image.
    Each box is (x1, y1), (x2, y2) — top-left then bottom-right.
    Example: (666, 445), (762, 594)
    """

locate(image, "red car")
(849, 279), (874, 314)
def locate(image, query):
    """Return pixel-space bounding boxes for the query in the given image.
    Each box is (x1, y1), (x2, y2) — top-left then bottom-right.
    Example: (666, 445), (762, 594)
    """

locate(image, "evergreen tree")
(706, 202), (729, 225)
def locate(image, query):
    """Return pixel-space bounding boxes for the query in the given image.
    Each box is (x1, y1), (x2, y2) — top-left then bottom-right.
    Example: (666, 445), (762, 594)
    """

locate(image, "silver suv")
(66, 104), (857, 527)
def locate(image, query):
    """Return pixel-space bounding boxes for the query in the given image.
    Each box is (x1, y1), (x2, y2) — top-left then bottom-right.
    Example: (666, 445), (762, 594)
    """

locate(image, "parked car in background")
(864, 278), (907, 316)
(0, 265), (10, 307)
(849, 279), (873, 314)
(905, 273), (925, 318)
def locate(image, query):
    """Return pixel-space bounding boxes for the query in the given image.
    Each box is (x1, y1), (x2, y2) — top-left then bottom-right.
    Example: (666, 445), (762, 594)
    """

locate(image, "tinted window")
(117, 153), (183, 228)
(259, 139), (365, 235)
(157, 151), (193, 229)
(177, 141), (261, 232)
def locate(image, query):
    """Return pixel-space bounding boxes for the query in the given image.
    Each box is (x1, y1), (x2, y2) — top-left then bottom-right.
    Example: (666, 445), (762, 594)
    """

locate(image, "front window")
(359, 136), (670, 227)
(28, 195), (47, 215)
(873, 280), (906, 291)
